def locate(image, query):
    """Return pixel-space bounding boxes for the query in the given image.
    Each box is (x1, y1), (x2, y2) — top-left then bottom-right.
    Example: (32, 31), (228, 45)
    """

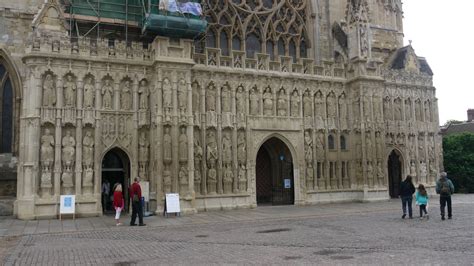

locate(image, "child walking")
(113, 183), (124, 226)
(416, 184), (429, 220)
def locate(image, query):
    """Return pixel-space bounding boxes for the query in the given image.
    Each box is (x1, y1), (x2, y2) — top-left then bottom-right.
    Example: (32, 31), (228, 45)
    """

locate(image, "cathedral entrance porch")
(388, 150), (403, 198)
(256, 138), (294, 206)
(101, 148), (130, 214)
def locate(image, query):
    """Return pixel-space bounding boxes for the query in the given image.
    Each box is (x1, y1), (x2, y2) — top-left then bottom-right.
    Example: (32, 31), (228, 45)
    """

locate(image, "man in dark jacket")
(129, 177), (146, 226)
(399, 175), (416, 219)
(436, 172), (455, 220)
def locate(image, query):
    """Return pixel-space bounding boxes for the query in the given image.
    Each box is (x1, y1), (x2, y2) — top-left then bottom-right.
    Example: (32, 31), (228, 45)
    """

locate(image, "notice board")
(165, 193), (180, 214)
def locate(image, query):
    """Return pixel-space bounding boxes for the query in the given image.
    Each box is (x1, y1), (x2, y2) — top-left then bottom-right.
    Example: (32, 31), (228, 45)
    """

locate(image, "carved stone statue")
(178, 79), (187, 117)
(138, 132), (149, 164)
(40, 129), (54, 172)
(206, 131), (218, 168)
(415, 100), (422, 121)
(238, 164), (247, 192)
(262, 87), (273, 116)
(221, 83), (232, 113)
(367, 161), (374, 187)
(339, 94), (348, 127)
(420, 161), (427, 182)
(138, 80), (149, 110)
(277, 88), (287, 116)
(179, 127), (188, 162)
(237, 132), (246, 166)
(121, 80), (132, 110)
(410, 161), (417, 176)
(62, 130), (76, 172)
(222, 132), (232, 164)
(303, 91), (312, 117)
(192, 82), (200, 112)
(223, 165), (233, 194)
(163, 78), (172, 120)
(83, 77), (95, 109)
(207, 166), (217, 194)
(304, 131), (313, 163)
(315, 91), (325, 125)
(63, 75), (76, 107)
(194, 135), (203, 194)
(82, 131), (94, 169)
(316, 132), (325, 158)
(290, 90), (300, 117)
(42, 74), (56, 107)
(424, 102), (431, 122)
(366, 135), (373, 158)
(163, 165), (171, 193)
(376, 132), (383, 159)
(249, 87), (260, 115)
(377, 161), (384, 187)
(394, 99), (402, 121)
(163, 127), (172, 163)
(236, 85), (246, 114)
(179, 165), (188, 193)
(405, 100), (412, 121)
(101, 79), (113, 109)
(327, 93), (337, 119)
(373, 96), (382, 121)
(206, 83), (216, 112)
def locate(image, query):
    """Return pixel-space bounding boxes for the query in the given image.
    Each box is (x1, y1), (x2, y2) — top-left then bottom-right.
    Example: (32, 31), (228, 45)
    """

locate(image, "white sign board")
(165, 193), (180, 214)
(284, 179), (291, 189)
(60, 195), (75, 214)
(141, 181), (150, 202)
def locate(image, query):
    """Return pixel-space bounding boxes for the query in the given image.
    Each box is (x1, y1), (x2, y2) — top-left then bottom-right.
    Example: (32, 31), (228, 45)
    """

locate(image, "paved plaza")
(1, 195), (473, 265)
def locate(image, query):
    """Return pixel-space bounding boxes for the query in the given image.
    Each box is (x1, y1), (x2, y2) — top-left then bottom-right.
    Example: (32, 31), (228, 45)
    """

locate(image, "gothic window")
(266, 41), (274, 60)
(0, 63), (13, 153)
(198, 0), (309, 61)
(328, 135), (335, 150)
(220, 30), (230, 56)
(340, 135), (347, 150)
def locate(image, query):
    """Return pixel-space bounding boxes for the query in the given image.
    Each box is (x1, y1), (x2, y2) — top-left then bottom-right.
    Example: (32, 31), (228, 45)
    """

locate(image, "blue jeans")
(401, 196), (413, 217)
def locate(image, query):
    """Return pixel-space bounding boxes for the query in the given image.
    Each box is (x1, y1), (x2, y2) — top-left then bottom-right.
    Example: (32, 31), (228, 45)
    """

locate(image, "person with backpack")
(436, 172), (454, 220)
(129, 177), (146, 226)
(415, 184), (429, 220)
(399, 175), (416, 219)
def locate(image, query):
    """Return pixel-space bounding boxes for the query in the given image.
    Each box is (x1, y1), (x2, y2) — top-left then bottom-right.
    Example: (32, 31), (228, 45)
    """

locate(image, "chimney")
(468, 109), (474, 122)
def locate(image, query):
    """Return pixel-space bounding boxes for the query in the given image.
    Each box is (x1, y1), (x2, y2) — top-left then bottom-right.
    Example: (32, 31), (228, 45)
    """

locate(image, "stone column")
(231, 84), (238, 193)
(131, 79), (139, 181)
(200, 82), (207, 195)
(171, 74), (179, 193)
(75, 78), (84, 195)
(216, 82), (223, 194)
(54, 78), (64, 196)
(154, 73), (164, 213)
(113, 81), (120, 111)
(186, 78), (195, 198)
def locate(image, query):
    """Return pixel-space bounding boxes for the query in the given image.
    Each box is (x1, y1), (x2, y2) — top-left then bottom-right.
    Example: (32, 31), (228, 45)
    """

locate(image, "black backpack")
(440, 180), (451, 196)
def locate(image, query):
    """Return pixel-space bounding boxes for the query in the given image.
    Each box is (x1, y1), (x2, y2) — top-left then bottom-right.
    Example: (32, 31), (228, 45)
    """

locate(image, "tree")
(443, 133), (474, 193)
(442, 119), (463, 127)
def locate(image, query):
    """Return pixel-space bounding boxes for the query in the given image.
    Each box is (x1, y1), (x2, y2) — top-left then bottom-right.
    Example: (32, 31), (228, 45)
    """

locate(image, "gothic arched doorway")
(101, 148), (130, 213)
(256, 137), (294, 205)
(388, 150), (402, 198)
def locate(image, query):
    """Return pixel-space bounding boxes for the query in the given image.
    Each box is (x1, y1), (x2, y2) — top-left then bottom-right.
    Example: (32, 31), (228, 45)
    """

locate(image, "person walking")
(113, 183), (124, 226)
(415, 184), (429, 220)
(436, 172), (454, 220)
(129, 177), (146, 226)
(399, 175), (416, 219)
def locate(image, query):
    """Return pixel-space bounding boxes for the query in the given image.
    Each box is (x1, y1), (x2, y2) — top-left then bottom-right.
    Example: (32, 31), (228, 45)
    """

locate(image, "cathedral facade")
(0, 0), (442, 219)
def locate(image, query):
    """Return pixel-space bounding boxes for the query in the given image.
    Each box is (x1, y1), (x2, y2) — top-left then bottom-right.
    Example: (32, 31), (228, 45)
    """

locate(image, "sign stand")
(59, 195), (76, 220)
(163, 193), (181, 217)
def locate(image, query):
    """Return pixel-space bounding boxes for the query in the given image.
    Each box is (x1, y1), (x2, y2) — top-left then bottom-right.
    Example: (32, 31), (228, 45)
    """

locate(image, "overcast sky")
(403, 0), (474, 125)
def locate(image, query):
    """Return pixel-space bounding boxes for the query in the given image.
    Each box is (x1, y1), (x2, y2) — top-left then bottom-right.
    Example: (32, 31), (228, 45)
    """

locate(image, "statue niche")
(121, 80), (132, 110)
(42, 73), (56, 107)
(101, 79), (114, 110)
(83, 77), (95, 109)
(63, 74), (76, 107)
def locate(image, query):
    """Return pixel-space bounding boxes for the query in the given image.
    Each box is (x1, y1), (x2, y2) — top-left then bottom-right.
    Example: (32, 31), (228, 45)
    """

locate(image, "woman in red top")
(113, 183), (124, 226)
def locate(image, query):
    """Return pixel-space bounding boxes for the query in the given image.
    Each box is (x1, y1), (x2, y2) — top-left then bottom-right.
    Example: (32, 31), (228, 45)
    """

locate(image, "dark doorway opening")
(256, 137), (294, 205)
(388, 150), (402, 198)
(101, 148), (130, 213)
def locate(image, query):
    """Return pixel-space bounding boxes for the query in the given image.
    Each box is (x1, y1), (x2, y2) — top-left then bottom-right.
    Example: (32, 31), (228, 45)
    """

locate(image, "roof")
(442, 122), (474, 136)
(390, 45), (433, 75)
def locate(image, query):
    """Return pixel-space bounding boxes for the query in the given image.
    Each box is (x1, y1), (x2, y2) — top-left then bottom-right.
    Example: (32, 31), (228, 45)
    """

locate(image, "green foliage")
(443, 133), (474, 193)
(442, 120), (464, 127)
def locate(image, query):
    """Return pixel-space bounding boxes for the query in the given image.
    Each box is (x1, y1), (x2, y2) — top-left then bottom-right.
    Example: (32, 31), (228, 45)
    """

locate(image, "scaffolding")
(62, 0), (207, 42)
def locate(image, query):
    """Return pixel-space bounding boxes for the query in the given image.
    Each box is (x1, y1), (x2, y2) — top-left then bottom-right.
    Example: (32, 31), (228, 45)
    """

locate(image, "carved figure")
(206, 83), (216, 112)
(250, 87), (260, 115)
(82, 131), (94, 169)
(383, 98), (391, 120)
(121, 80), (132, 110)
(316, 132), (325, 157)
(138, 132), (149, 163)
(163, 127), (172, 163)
(206, 131), (218, 168)
(101, 79), (113, 109)
(405, 100), (412, 121)
(236, 85), (245, 114)
(237, 132), (246, 165)
(377, 161), (384, 187)
(179, 127), (188, 162)
(425, 102), (431, 122)
(163, 166), (171, 193)
(192, 82), (200, 112)
(304, 131), (313, 163)
(263, 87), (273, 116)
(207, 166), (217, 194)
(290, 90), (300, 117)
(221, 83), (232, 113)
(179, 165), (188, 192)
(327, 93), (337, 119)
(138, 80), (149, 110)
(223, 165), (233, 194)
(339, 94), (348, 125)
(83, 78), (95, 108)
(41, 129), (54, 170)
(222, 132), (232, 164)
(63, 75), (76, 107)
(42, 74), (56, 107)
(277, 88), (287, 116)
(410, 161), (417, 176)
(163, 78), (173, 119)
(394, 99), (402, 120)
(178, 79), (187, 116)
(238, 164), (247, 192)
(303, 91), (312, 117)
(62, 130), (76, 171)
(415, 100), (422, 121)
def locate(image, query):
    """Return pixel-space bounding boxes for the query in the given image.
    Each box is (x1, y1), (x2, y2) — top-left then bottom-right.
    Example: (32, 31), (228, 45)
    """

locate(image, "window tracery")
(199, 0), (310, 61)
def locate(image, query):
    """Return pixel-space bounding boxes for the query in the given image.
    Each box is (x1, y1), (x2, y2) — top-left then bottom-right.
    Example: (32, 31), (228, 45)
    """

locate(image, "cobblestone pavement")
(2, 195), (474, 265)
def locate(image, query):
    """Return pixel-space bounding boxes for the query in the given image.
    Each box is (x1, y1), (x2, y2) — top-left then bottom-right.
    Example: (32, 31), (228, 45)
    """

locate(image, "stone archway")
(256, 137), (294, 205)
(101, 147), (130, 213)
(388, 149), (403, 198)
